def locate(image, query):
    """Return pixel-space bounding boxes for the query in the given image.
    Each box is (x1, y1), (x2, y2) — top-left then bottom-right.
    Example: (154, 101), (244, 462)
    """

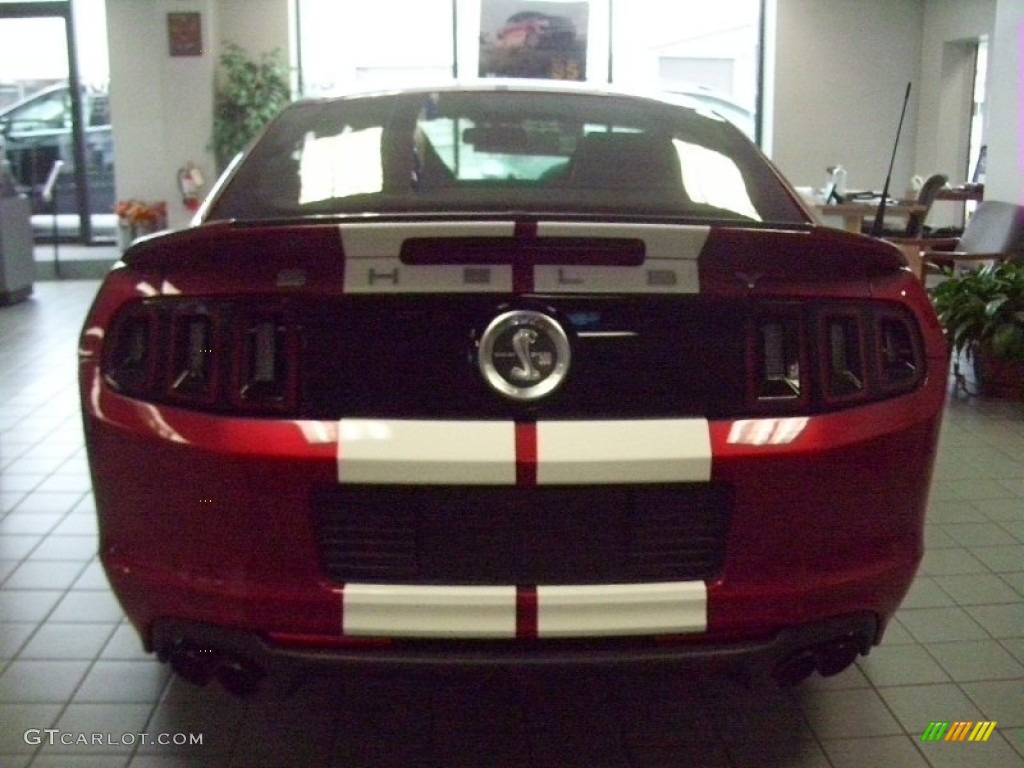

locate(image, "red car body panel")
(80, 220), (946, 671)
(79, 85), (947, 689)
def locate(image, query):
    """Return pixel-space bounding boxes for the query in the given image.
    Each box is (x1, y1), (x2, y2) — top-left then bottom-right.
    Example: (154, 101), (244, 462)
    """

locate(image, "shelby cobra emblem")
(478, 310), (571, 401)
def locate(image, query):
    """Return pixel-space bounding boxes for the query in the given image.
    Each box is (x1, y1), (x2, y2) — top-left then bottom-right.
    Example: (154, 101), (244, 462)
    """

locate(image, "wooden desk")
(815, 202), (927, 233)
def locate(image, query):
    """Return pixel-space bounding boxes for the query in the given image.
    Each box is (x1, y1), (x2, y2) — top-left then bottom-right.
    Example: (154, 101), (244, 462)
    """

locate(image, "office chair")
(923, 200), (1024, 273)
(863, 172), (948, 238)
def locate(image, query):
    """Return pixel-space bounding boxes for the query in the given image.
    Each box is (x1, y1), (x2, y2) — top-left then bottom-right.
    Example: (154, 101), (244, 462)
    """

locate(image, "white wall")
(107, 0), (291, 230)
(915, 0), (994, 185)
(771, 0), (925, 193)
(985, 0), (1024, 202)
(107, 0), (1018, 225)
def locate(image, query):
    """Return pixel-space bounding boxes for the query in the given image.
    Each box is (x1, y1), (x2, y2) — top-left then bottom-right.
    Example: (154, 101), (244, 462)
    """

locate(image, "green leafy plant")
(211, 43), (291, 172)
(929, 260), (1024, 363)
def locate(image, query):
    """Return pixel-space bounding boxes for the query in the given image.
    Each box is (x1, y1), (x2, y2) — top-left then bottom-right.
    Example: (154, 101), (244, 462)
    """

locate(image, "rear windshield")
(207, 89), (807, 226)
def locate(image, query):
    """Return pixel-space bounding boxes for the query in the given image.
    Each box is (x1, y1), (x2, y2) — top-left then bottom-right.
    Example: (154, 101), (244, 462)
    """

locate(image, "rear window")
(207, 89), (807, 226)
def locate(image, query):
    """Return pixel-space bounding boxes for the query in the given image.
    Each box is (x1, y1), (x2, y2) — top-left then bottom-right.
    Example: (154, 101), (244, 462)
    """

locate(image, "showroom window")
(296, 0), (764, 141)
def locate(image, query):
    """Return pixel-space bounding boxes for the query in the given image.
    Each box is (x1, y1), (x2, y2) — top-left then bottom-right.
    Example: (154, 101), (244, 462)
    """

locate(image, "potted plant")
(930, 260), (1024, 399)
(211, 43), (291, 173)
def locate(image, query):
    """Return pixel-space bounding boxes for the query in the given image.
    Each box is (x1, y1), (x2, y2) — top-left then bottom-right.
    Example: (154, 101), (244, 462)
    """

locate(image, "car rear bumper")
(150, 611), (878, 686)
(86, 368), (943, 655)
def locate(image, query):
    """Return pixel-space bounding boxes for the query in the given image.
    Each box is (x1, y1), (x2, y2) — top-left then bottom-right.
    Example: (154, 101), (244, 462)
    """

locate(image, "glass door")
(0, 1), (112, 243)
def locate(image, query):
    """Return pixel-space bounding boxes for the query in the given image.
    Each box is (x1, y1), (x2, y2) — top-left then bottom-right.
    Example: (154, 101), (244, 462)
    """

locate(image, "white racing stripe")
(336, 418), (712, 485)
(534, 222), (707, 294)
(341, 221), (516, 293)
(338, 419), (515, 484)
(343, 584), (517, 638)
(338, 221), (709, 294)
(536, 419), (712, 484)
(340, 582), (708, 638)
(536, 582), (707, 637)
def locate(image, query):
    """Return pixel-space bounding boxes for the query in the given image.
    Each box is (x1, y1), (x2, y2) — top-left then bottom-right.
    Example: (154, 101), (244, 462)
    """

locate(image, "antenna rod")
(869, 82), (912, 238)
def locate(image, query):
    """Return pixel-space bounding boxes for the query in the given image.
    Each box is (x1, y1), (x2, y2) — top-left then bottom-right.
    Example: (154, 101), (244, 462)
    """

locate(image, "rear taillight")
(877, 314), (922, 393)
(233, 314), (297, 407)
(822, 314), (866, 401)
(748, 309), (809, 412)
(103, 299), (299, 414)
(169, 313), (217, 402)
(747, 301), (924, 413)
(105, 310), (156, 393)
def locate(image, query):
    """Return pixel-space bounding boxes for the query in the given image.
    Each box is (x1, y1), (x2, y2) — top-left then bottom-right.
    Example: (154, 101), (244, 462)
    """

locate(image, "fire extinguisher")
(177, 162), (205, 211)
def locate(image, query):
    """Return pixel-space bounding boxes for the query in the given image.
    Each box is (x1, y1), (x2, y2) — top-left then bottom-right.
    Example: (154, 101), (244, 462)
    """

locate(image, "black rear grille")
(311, 484), (732, 585)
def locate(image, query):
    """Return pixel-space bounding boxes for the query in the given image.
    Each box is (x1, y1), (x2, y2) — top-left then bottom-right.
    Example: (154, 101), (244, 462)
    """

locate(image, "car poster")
(478, 1), (589, 80)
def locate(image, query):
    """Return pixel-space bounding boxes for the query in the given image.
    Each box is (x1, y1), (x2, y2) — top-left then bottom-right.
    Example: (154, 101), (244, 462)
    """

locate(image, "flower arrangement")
(115, 199), (168, 250)
(115, 199), (168, 229)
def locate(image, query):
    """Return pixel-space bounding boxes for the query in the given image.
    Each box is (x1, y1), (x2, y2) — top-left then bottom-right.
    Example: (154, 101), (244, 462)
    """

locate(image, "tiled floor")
(1, 279), (1022, 768)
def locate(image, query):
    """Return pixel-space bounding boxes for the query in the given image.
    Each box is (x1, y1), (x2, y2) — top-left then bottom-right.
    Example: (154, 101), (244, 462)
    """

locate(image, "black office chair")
(863, 172), (948, 238)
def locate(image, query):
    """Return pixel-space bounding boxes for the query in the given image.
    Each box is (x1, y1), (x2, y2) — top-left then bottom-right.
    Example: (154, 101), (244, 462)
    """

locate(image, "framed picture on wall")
(167, 12), (203, 57)
(478, 1), (589, 80)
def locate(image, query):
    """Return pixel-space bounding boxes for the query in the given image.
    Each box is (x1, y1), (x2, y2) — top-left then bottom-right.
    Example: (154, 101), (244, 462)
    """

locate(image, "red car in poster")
(495, 11), (576, 49)
(79, 82), (946, 696)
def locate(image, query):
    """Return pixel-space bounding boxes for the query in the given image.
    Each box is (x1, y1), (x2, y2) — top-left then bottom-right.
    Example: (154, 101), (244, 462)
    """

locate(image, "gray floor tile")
(0, 514), (64, 536)
(0, 660), (91, 703)
(0, 703), (63, 753)
(799, 688), (903, 739)
(40, 703), (154, 755)
(919, 548), (990, 576)
(0, 590), (63, 622)
(99, 624), (152, 661)
(998, 572), (1024, 597)
(51, 514), (99, 537)
(726, 738), (830, 768)
(925, 639), (1024, 681)
(918, 732), (1024, 768)
(897, 606), (990, 642)
(939, 523), (1020, 547)
(819, 735), (929, 768)
(934, 573), (1022, 605)
(73, 660), (170, 703)
(9, 492), (85, 514)
(902, 577), (956, 608)
(0, 535), (44, 560)
(1, 491), (28, 513)
(879, 683), (985, 735)
(4, 560), (87, 590)
(924, 525), (960, 549)
(47, 590), (125, 623)
(968, 545), (1024, 572)
(960, 680), (1024, 726)
(979, 498), (1024, 522)
(18, 623), (117, 661)
(30, 756), (130, 768)
(965, 604), (1024, 639)
(0, 623), (37, 660)
(138, 679), (245, 756)
(25, 535), (98, 562)
(856, 643), (950, 686)
(1003, 727), (1024, 759)
(880, 616), (917, 645)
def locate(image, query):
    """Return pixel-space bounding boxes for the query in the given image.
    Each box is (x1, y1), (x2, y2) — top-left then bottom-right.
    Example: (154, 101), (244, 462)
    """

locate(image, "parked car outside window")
(0, 83), (114, 214)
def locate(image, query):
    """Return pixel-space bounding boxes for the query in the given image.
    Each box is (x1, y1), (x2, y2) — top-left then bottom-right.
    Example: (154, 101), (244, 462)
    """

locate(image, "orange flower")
(115, 200), (168, 227)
